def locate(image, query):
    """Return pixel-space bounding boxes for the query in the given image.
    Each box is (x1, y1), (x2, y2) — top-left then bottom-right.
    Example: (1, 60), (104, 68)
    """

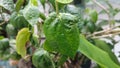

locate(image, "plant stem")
(55, 0), (59, 15)
(37, 22), (42, 45)
(79, 55), (85, 65)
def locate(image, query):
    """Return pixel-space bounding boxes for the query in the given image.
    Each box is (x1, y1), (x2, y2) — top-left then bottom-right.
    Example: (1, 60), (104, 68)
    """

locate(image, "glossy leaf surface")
(78, 35), (120, 68)
(43, 12), (79, 58)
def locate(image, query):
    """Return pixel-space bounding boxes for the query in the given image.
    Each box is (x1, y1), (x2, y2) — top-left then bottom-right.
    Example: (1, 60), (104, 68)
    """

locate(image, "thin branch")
(24, 55), (32, 61)
(91, 0), (109, 14)
(87, 28), (120, 38)
(91, 0), (113, 28)
(0, 21), (6, 26)
(87, 29), (110, 38)
(91, 32), (120, 39)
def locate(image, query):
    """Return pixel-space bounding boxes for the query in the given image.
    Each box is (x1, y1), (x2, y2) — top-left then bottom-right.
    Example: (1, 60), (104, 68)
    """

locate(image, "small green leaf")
(0, 38), (10, 60)
(32, 49), (55, 68)
(15, 0), (24, 12)
(16, 28), (30, 58)
(0, 0), (14, 12)
(6, 24), (17, 38)
(23, 5), (40, 26)
(89, 10), (98, 23)
(39, 12), (46, 20)
(87, 21), (96, 33)
(56, 0), (73, 4)
(31, 34), (39, 47)
(10, 12), (29, 30)
(78, 35), (120, 68)
(0, 38), (10, 50)
(10, 51), (21, 60)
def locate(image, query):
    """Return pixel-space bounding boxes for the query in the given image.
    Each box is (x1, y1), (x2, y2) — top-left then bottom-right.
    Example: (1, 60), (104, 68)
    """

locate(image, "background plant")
(0, 0), (120, 68)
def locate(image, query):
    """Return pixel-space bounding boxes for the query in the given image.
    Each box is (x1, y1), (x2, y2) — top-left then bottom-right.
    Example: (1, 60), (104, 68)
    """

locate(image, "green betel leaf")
(78, 35), (120, 68)
(43, 12), (79, 58)
(0, 0), (14, 12)
(22, 4), (40, 26)
(16, 28), (30, 58)
(32, 49), (55, 68)
(56, 0), (73, 4)
(10, 12), (29, 30)
(0, 38), (10, 60)
(6, 24), (17, 38)
(0, 38), (10, 50)
(15, 0), (24, 12)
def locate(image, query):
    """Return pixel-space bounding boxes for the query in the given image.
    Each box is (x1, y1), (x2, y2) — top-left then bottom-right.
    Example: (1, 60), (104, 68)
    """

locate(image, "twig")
(24, 55), (32, 61)
(91, 32), (120, 39)
(87, 0), (120, 39)
(91, 0), (113, 28)
(0, 21), (6, 26)
(87, 28), (120, 38)
(91, 0), (109, 14)
(87, 29), (110, 38)
(63, 62), (68, 68)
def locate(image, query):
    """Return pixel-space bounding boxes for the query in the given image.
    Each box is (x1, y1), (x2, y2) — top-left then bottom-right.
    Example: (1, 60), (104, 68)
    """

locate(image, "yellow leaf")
(16, 28), (30, 58)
